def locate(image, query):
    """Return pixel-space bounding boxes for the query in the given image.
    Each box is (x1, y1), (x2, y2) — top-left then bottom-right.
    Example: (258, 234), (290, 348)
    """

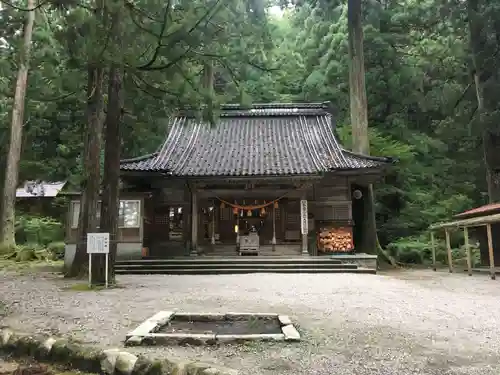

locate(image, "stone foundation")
(328, 253), (377, 270)
(0, 328), (237, 375)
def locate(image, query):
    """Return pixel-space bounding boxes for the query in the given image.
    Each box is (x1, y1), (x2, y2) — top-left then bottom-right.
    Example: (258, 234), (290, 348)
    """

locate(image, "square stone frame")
(125, 311), (301, 346)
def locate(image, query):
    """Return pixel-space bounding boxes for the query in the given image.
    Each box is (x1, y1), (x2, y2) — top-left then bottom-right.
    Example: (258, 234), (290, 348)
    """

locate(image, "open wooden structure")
(429, 203), (500, 280)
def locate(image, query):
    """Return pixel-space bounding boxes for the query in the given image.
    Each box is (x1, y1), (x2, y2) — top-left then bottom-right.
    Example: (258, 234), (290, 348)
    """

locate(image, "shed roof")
(120, 103), (393, 177)
(16, 181), (67, 198)
(454, 203), (500, 219)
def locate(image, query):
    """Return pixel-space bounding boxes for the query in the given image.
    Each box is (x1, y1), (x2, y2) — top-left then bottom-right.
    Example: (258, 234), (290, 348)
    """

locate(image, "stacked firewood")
(318, 227), (353, 252)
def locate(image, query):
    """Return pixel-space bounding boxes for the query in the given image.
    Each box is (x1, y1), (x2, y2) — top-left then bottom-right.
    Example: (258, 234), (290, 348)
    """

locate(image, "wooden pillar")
(211, 203), (216, 245)
(464, 226), (472, 276)
(445, 229), (453, 273)
(487, 223), (495, 280)
(190, 189), (198, 256)
(235, 210), (240, 250)
(431, 231), (436, 271)
(300, 196), (308, 255)
(272, 203), (276, 251)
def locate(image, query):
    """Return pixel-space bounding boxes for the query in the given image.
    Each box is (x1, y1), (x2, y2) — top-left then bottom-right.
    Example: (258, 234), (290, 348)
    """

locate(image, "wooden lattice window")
(332, 203), (352, 221)
(275, 207), (281, 220)
(155, 214), (169, 225)
(286, 212), (300, 224)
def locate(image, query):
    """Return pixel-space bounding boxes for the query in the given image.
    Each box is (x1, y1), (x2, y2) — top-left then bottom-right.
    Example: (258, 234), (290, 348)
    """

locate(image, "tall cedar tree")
(347, 0), (395, 265)
(347, 0), (375, 252)
(95, 2), (125, 284)
(467, 0), (500, 203)
(67, 0), (106, 277)
(0, 0), (36, 251)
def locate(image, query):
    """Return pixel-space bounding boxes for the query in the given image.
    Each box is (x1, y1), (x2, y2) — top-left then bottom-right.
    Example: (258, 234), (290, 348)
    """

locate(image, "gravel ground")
(1, 269), (500, 375)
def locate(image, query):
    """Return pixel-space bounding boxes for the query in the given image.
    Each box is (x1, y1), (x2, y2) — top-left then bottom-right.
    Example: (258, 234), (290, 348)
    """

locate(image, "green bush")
(15, 215), (64, 246)
(397, 248), (423, 264)
(387, 238), (431, 264)
(387, 233), (481, 266)
(47, 241), (65, 259)
(4, 244), (52, 262)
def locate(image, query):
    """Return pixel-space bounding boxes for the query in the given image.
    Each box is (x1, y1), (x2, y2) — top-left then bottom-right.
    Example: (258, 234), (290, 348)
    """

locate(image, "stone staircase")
(115, 257), (376, 275)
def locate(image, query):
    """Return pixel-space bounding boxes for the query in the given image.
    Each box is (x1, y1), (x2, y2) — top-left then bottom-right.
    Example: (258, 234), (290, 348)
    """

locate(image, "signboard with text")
(87, 233), (110, 254)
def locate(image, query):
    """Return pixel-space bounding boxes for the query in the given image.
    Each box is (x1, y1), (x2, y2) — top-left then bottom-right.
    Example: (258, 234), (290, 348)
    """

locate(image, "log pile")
(318, 226), (353, 252)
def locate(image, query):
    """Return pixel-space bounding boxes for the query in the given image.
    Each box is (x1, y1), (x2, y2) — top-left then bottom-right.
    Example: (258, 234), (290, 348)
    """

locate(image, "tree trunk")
(94, 65), (124, 285)
(66, 66), (105, 277)
(93, 1), (124, 284)
(347, 0), (395, 265)
(467, 0), (500, 202)
(347, 0), (375, 253)
(348, 0), (369, 156)
(0, 0), (36, 252)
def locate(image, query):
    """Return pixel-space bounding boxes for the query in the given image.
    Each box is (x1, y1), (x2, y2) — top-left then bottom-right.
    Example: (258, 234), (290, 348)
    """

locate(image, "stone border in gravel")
(0, 328), (237, 375)
(125, 311), (301, 346)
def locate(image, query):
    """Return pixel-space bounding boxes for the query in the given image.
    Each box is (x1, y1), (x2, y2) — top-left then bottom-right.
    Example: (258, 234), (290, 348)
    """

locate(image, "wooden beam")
(431, 231), (436, 271)
(430, 212), (500, 230)
(198, 189), (306, 198)
(464, 227), (472, 276)
(487, 223), (495, 280)
(445, 229), (453, 273)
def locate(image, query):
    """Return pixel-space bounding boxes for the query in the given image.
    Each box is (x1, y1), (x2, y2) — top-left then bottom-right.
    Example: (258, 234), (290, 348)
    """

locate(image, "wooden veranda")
(429, 212), (500, 280)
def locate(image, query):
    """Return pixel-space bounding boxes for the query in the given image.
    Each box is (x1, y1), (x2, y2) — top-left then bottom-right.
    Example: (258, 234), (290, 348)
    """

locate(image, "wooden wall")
(65, 193), (145, 245)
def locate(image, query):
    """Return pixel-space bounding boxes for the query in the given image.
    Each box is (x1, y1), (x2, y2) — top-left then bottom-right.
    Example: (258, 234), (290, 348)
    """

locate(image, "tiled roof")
(121, 103), (393, 177)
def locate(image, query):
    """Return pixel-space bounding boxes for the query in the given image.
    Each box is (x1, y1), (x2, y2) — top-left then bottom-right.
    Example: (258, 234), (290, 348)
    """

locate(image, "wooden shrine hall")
(110, 102), (393, 260)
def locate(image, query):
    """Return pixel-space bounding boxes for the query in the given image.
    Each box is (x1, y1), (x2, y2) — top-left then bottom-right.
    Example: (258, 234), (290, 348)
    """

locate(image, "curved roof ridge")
(341, 148), (395, 163)
(220, 102), (331, 110)
(120, 152), (158, 164)
(298, 115), (327, 172)
(150, 116), (184, 170)
(170, 120), (203, 175)
(120, 102), (394, 176)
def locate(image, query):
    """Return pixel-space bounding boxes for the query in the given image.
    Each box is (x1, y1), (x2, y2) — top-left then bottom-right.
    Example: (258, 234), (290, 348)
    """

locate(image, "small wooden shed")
(429, 203), (500, 280)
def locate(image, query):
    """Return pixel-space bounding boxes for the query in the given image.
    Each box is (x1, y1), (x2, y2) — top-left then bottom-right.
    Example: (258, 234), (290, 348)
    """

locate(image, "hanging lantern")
(233, 207), (238, 215)
(221, 201), (225, 209)
(274, 201), (279, 208)
(247, 210), (252, 217)
(260, 207), (266, 216)
(240, 209), (244, 217)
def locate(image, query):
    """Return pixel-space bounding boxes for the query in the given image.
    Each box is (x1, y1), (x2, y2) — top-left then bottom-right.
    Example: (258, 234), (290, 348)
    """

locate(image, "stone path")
(1, 269), (500, 375)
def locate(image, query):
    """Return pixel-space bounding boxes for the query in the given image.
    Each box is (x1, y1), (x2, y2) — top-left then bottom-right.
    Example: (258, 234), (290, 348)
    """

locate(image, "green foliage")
(1, 0), (499, 265)
(4, 244), (52, 262)
(15, 216), (64, 246)
(47, 241), (66, 259)
(387, 233), (481, 266)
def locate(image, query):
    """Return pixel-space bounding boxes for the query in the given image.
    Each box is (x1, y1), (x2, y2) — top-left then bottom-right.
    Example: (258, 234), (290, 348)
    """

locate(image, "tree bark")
(467, 0), (500, 202)
(347, 0), (395, 266)
(66, 66), (105, 277)
(93, 1), (125, 284)
(348, 0), (370, 156)
(347, 0), (376, 254)
(94, 65), (124, 285)
(0, 0), (36, 252)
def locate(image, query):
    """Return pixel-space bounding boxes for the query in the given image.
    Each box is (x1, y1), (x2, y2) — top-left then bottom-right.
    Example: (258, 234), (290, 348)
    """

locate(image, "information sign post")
(87, 233), (110, 288)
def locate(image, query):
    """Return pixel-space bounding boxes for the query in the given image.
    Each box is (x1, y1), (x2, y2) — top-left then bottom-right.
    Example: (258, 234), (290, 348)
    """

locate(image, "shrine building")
(64, 102), (393, 267)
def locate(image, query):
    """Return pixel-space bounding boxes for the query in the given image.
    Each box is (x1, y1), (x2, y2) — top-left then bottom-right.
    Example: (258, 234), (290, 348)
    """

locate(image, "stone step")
(115, 267), (376, 275)
(115, 262), (358, 270)
(117, 257), (344, 265)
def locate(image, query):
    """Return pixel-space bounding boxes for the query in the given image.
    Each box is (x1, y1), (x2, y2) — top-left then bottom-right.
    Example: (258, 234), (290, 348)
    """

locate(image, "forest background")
(1, 0), (499, 266)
